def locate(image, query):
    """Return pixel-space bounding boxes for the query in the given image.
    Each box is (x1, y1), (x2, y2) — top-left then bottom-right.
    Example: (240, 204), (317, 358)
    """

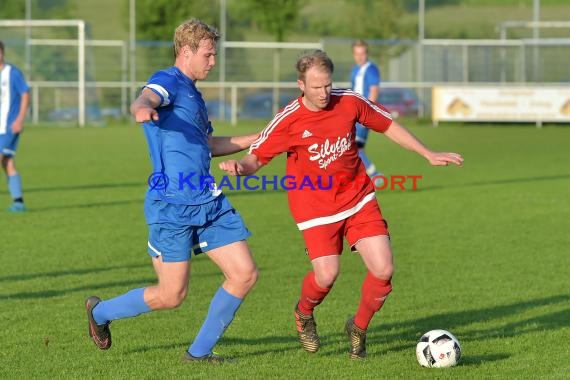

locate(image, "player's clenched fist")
(219, 160), (244, 176)
(134, 107), (159, 123)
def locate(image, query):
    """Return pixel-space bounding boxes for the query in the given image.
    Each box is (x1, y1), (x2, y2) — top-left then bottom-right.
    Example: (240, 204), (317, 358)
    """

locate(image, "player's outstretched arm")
(384, 121), (464, 167)
(219, 154), (263, 176)
(209, 133), (260, 157)
(11, 92), (29, 134)
(130, 88), (161, 123)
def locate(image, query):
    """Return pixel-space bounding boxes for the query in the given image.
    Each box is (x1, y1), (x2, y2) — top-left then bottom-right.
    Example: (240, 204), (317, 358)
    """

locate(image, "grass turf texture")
(0, 120), (568, 379)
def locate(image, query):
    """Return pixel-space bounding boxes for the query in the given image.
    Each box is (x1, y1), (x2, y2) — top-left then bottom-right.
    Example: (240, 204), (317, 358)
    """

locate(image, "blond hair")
(173, 19), (220, 56)
(296, 50), (334, 81)
(352, 39), (368, 52)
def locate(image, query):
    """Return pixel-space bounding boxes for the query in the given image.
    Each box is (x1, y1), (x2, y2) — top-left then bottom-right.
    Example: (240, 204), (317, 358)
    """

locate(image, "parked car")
(47, 106), (103, 122)
(205, 99), (232, 121)
(377, 88), (420, 118)
(239, 90), (299, 119)
(100, 107), (123, 119)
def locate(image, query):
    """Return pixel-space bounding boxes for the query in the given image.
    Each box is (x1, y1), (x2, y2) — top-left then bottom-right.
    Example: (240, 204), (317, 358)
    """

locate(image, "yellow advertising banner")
(432, 86), (570, 125)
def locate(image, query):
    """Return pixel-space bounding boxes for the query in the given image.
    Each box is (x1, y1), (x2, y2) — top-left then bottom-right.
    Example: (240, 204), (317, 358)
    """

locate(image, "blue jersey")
(0, 63), (29, 135)
(142, 66), (220, 206)
(350, 61), (380, 99)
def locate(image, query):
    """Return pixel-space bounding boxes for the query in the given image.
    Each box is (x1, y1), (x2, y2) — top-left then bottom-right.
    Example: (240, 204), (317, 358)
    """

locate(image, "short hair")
(173, 19), (220, 56)
(0, 41), (4, 54)
(296, 49), (334, 81)
(352, 39), (368, 51)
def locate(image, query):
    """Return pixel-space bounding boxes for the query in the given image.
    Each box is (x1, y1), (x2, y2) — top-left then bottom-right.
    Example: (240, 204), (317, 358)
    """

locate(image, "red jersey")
(249, 88), (392, 230)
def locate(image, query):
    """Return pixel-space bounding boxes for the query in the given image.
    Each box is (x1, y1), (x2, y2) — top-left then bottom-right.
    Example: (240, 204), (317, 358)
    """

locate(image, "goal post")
(0, 20), (86, 126)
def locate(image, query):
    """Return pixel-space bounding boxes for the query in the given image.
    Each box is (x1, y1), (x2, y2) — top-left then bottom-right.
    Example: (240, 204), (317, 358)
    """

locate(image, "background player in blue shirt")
(85, 19), (259, 363)
(351, 40), (383, 184)
(0, 41), (29, 212)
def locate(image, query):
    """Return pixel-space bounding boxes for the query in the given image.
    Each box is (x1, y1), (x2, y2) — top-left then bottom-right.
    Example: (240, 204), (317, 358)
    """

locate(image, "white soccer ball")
(416, 329), (461, 368)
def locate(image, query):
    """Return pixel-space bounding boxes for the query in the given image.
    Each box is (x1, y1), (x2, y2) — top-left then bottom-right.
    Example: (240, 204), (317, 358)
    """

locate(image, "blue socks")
(358, 150), (380, 177)
(93, 288), (151, 325)
(91, 286), (242, 356)
(358, 150), (386, 187)
(8, 174), (23, 200)
(188, 287), (243, 357)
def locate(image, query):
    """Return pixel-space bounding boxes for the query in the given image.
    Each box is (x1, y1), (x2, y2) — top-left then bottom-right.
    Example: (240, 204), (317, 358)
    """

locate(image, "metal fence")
(2, 22), (570, 125)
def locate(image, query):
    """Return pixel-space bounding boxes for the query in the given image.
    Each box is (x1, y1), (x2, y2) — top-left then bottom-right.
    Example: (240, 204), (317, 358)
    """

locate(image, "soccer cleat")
(345, 317), (367, 360)
(182, 351), (233, 364)
(294, 304), (320, 353)
(7, 202), (26, 213)
(85, 296), (112, 350)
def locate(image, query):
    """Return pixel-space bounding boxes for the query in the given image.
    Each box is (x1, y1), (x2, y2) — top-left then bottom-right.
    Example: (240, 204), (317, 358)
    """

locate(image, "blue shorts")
(145, 195), (251, 262)
(0, 133), (20, 157)
(355, 123), (369, 146)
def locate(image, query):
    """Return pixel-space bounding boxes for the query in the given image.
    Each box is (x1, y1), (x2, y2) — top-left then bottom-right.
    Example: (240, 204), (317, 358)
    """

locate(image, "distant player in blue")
(0, 41), (29, 212)
(85, 19), (259, 363)
(351, 40), (383, 184)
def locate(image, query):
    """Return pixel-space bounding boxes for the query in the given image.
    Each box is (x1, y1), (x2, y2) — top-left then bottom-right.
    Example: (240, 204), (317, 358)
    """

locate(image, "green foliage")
(0, 0), (74, 20)
(137, 0), (305, 43)
(299, 0), (411, 40)
(32, 48), (78, 81)
(0, 0), (25, 19)
(236, 0), (301, 42)
(130, 0), (219, 42)
(0, 0), (78, 81)
(35, 0), (76, 16)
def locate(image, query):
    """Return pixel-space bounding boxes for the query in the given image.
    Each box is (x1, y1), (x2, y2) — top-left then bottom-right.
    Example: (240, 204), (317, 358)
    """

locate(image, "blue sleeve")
(366, 64), (380, 87)
(144, 70), (177, 107)
(207, 121), (214, 135)
(350, 65), (358, 88)
(12, 67), (29, 94)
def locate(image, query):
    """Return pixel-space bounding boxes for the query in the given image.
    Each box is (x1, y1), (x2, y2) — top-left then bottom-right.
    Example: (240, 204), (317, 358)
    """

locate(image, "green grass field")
(1, 120), (569, 379)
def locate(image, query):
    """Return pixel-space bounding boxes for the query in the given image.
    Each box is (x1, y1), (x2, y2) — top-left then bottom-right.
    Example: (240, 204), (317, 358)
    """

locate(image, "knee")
(230, 266), (259, 293)
(242, 266), (259, 290)
(1, 157), (9, 171)
(158, 289), (187, 309)
(244, 266), (259, 290)
(314, 269), (338, 289)
(370, 263), (394, 281)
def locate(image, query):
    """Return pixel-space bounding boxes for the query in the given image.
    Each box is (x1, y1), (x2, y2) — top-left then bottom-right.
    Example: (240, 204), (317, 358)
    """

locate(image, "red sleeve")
(249, 115), (291, 165)
(356, 96), (393, 133)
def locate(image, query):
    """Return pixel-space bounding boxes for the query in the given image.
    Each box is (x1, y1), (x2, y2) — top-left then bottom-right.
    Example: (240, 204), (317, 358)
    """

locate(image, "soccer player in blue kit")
(85, 19), (259, 363)
(351, 40), (383, 183)
(0, 41), (29, 212)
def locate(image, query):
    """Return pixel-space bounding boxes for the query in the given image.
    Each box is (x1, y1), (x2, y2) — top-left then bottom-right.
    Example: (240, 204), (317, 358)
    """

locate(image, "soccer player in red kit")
(219, 50), (463, 360)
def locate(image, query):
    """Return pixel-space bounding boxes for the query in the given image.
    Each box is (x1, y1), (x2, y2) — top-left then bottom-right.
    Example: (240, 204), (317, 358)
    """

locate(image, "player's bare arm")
(209, 133), (260, 157)
(11, 92), (29, 134)
(130, 88), (161, 122)
(384, 121), (464, 167)
(368, 85), (379, 103)
(219, 154), (263, 176)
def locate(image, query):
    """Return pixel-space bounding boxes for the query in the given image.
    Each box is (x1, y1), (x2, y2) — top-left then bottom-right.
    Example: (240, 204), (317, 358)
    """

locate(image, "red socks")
(354, 273), (392, 330)
(297, 271), (331, 315)
(297, 271), (391, 330)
